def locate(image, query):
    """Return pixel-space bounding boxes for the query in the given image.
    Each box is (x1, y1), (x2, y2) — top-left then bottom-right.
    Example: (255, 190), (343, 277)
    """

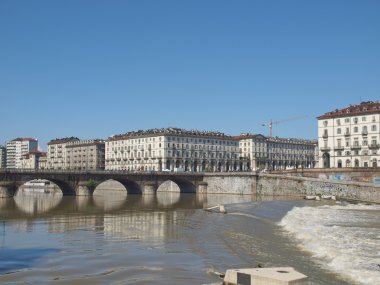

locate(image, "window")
(337, 128), (341, 134)
(336, 119), (341, 125)
(354, 118), (358, 124)
(372, 125), (377, 131)
(323, 121), (328, 126)
(354, 127), (358, 133)
(345, 118), (350, 123)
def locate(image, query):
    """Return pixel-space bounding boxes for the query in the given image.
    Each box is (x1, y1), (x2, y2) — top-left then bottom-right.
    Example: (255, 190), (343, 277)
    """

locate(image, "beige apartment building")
(38, 155), (48, 170)
(20, 150), (46, 170)
(105, 128), (240, 172)
(318, 101), (380, 168)
(66, 139), (105, 170)
(47, 137), (80, 170)
(238, 134), (316, 171)
(47, 137), (105, 170)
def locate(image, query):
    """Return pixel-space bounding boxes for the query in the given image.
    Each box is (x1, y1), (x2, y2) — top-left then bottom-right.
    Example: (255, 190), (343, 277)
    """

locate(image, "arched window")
(346, 159), (351, 168)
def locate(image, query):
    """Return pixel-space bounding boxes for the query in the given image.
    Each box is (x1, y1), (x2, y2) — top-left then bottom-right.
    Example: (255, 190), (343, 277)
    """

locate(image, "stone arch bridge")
(0, 170), (208, 198)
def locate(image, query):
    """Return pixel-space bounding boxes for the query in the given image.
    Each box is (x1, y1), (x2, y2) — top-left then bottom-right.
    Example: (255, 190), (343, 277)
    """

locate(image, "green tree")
(85, 179), (96, 190)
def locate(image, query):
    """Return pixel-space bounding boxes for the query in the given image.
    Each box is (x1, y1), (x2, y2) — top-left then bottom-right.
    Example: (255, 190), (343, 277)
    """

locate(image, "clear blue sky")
(1, 0), (379, 150)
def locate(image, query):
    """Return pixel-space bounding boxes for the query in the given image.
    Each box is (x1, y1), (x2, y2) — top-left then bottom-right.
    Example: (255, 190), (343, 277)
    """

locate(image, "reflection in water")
(104, 211), (180, 241)
(157, 192), (180, 207)
(14, 192), (62, 215)
(157, 181), (180, 192)
(93, 190), (128, 211)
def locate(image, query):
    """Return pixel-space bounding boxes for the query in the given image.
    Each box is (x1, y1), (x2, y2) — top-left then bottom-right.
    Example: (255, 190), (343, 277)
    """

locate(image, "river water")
(0, 190), (379, 285)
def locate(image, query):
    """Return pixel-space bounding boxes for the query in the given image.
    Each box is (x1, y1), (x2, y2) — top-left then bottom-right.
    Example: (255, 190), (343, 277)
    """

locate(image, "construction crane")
(262, 115), (307, 137)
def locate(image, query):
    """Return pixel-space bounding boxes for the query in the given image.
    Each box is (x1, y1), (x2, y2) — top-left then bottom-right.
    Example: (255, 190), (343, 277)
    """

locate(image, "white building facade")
(238, 134), (268, 171)
(267, 137), (317, 170)
(238, 134), (316, 171)
(6, 138), (38, 169)
(105, 128), (240, 172)
(318, 101), (380, 168)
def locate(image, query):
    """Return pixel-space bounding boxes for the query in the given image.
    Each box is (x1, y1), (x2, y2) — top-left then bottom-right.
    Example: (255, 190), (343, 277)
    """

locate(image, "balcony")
(320, 147), (331, 152)
(322, 133), (328, 139)
(369, 144), (380, 149)
(334, 145), (344, 151)
(362, 130), (368, 136)
(351, 145), (361, 150)
(344, 132), (350, 136)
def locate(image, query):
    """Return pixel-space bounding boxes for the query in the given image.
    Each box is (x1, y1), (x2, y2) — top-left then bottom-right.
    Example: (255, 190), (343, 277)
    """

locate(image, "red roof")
(318, 101), (380, 119)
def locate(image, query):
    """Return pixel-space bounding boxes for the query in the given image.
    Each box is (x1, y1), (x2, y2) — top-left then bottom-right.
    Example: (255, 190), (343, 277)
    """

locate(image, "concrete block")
(223, 267), (308, 285)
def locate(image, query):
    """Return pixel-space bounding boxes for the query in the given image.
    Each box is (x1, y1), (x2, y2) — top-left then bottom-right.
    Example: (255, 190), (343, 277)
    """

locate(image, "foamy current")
(279, 203), (380, 285)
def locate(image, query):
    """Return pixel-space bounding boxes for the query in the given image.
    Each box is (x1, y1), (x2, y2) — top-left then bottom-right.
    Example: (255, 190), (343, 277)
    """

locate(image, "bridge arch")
(16, 179), (76, 196)
(95, 178), (142, 194)
(157, 178), (196, 193)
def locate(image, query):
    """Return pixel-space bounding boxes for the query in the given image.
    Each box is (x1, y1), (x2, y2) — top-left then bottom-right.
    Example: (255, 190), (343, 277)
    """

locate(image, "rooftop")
(108, 127), (234, 141)
(10, 138), (37, 142)
(318, 101), (380, 119)
(48, 137), (80, 145)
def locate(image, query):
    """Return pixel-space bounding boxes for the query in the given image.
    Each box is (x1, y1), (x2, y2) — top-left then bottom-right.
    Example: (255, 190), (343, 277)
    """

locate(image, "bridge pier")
(197, 182), (208, 194)
(76, 181), (93, 196)
(0, 182), (16, 198)
(143, 182), (157, 195)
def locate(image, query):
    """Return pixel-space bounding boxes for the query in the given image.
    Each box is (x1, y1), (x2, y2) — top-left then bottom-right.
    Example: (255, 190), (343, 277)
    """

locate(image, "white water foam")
(279, 203), (380, 285)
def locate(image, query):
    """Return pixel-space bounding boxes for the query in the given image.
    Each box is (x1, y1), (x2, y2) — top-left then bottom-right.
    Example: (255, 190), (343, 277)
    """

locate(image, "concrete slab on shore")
(223, 267), (308, 285)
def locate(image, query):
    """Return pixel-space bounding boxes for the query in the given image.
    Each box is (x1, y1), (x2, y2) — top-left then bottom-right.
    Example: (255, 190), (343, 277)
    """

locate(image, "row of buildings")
(1, 128), (316, 172)
(2, 100), (379, 171)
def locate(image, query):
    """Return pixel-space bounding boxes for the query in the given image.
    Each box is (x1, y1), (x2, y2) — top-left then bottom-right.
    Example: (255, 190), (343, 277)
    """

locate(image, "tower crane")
(262, 115), (307, 137)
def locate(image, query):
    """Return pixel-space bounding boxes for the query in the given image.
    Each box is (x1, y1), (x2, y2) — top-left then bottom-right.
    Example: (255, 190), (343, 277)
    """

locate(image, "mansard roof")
(318, 101), (380, 120)
(66, 139), (105, 148)
(233, 133), (267, 140)
(48, 137), (80, 145)
(267, 137), (317, 146)
(107, 127), (234, 141)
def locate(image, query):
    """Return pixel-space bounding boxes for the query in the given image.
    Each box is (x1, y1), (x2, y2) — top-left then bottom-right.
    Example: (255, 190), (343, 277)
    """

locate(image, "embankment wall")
(203, 173), (380, 203)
